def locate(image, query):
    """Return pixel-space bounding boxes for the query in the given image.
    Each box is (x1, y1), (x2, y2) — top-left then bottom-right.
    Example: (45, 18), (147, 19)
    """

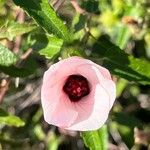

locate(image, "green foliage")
(0, 108), (25, 127)
(33, 124), (46, 140)
(61, 47), (86, 59)
(0, 55), (37, 77)
(115, 25), (131, 49)
(0, 44), (18, 66)
(0, 0), (150, 149)
(47, 132), (63, 150)
(13, 0), (71, 42)
(81, 0), (99, 13)
(72, 14), (87, 32)
(100, 10), (118, 27)
(35, 35), (63, 59)
(92, 35), (150, 85)
(112, 112), (142, 128)
(111, 111), (143, 148)
(81, 125), (108, 150)
(116, 79), (128, 97)
(0, 21), (36, 41)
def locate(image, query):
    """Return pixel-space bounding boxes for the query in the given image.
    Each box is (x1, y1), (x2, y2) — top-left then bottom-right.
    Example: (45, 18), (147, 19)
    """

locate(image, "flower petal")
(94, 64), (112, 80)
(100, 80), (116, 109)
(49, 94), (78, 128)
(67, 64), (104, 125)
(41, 56), (116, 131)
(66, 84), (110, 131)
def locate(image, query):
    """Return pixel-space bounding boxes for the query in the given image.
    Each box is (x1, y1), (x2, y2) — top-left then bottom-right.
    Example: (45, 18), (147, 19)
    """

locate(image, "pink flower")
(41, 56), (116, 131)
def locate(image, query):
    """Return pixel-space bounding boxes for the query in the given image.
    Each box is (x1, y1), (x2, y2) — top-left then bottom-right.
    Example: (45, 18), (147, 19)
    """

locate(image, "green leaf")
(92, 35), (150, 85)
(111, 112), (143, 147)
(115, 25), (131, 49)
(112, 112), (142, 128)
(0, 108), (25, 127)
(0, 55), (38, 77)
(34, 124), (46, 140)
(72, 14), (87, 32)
(0, 44), (18, 66)
(13, 0), (71, 42)
(0, 21), (36, 41)
(61, 47), (86, 59)
(81, 125), (108, 150)
(47, 132), (63, 150)
(116, 79), (128, 97)
(0, 0), (6, 8)
(98, 0), (111, 11)
(81, 0), (99, 13)
(29, 33), (63, 59)
(33, 35), (63, 59)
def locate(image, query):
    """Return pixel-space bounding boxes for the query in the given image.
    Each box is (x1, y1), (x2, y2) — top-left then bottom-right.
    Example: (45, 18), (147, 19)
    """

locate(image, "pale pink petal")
(41, 57), (86, 110)
(41, 56), (116, 131)
(48, 94), (78, 128)
(65, 64), (113, 130)
(70, 64), (105, 123)
(42, 81), (78, 127)
(79, 58), (112, 80)
(65, 64), (115, 130)
(41, 74), (77, 127)
(42, 57), (89, 88)
(89, 64), (116, 109)
(41, 81), (64, 123)
(100, 80), (116, 109)
(41, 57), (87, 127)
(66, 84), (110, 131)
(66, 63), (102, 126)
(94, 64), (112, 80)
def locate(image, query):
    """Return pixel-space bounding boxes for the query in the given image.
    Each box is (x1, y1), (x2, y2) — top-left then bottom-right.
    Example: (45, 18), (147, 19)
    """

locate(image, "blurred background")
(0, 0), (150, 149)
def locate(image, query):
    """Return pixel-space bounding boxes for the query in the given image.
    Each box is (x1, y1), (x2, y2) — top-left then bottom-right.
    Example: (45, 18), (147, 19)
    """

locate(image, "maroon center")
(63, 74), (90, 102)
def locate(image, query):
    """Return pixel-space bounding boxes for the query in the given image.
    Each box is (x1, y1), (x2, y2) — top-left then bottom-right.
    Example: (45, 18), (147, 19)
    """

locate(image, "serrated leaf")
(92, 35), (150, 85)
(81, 125), (108, 150)
(30, 33), (63, 59)
(0, 21), (36, 41)
(0, 44), (18, 66)
(38, 36), (63, 59)
(0, 108), (25, 127)
(13, 0), (71, 42)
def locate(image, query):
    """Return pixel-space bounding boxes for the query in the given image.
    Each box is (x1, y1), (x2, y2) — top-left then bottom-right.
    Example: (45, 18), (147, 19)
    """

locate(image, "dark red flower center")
(63, 74), (90, 102)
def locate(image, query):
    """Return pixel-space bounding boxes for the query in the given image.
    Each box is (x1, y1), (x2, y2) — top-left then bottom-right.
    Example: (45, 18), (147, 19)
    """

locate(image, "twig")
(21, 48), (33, 60)
(109, 124), (129, 150)
(0, 79), (10, 104)
(52, 0), (65, 11)
(109, 143), (120, 150)
(70, 0), (85, 14)
(13, 9), (25, 54)
(134, 127), (150, 146)
(18, 80), (41, 110)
